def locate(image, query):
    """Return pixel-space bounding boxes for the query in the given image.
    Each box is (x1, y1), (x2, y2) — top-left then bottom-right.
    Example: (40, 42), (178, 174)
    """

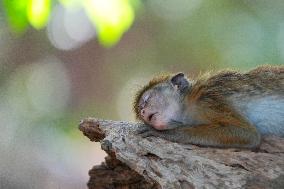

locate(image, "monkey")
(133, 65), (284, 148)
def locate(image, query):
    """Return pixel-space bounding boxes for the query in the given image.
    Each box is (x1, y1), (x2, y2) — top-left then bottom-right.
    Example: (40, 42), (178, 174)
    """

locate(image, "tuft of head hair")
(133, 74), (171, 120)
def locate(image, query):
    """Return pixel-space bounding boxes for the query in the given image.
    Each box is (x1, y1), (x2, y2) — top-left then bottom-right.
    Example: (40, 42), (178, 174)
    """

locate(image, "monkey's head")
(133, 73), (191, 130)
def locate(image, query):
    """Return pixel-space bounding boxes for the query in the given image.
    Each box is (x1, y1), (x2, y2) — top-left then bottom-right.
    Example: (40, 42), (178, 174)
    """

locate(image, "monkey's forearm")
(183, 125), (260, 148)
(139, 124), (261, 148)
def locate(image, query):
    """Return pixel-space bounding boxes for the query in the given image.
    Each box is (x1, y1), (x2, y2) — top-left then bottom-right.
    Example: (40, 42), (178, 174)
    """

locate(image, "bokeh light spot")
(64, 8), (96, 43)
(27, 0), (51, 29)
(84, 0), (135, 47)
(26, 57), (71, 115)
(3, 0), (29, 32)
(47, 5), (96, 50)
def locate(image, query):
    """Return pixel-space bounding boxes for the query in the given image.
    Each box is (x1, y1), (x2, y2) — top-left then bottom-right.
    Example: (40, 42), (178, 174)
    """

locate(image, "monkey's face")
(138, 84), (181, 130)
(137, 73), (190, 130)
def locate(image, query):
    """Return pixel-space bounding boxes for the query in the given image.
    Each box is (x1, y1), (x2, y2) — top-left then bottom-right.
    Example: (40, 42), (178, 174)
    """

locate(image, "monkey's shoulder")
(190, 65), (284, 100)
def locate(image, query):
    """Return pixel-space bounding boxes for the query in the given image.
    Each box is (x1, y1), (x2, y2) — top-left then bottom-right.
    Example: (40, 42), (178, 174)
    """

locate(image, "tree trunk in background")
(79, 118), (284, 189)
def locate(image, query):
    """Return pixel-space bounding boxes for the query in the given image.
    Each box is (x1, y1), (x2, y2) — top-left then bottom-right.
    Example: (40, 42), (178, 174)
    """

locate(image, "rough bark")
(79, 118), (284, 189)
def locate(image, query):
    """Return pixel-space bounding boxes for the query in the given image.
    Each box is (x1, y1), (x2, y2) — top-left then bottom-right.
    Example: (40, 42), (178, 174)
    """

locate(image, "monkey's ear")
(170, 73), (190, 93)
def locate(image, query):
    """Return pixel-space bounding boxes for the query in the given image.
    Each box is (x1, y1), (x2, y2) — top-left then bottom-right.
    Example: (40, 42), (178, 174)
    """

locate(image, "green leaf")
(27, 0), (51, 29)
(3, 0), (29, 32)
(84, 0), (135, 47)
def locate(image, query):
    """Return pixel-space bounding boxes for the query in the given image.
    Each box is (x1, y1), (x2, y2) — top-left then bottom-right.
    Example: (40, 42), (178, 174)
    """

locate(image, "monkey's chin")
(150, 120), (168, 130)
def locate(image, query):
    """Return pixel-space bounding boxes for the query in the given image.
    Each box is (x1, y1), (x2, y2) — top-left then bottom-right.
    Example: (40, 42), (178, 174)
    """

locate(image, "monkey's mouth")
(148, 112), (158, 122)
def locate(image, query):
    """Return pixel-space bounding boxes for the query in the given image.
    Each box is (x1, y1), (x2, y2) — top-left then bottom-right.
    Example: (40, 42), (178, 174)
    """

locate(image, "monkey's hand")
(137, 127), (159, 137)
(135, 126), (157, 137)
(136, 126), (184, 143)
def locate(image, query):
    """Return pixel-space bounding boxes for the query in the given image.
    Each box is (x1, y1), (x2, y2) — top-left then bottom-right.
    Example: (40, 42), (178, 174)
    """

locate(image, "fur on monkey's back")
(201, 65), (284, 97)
(192, 65), (284, 136)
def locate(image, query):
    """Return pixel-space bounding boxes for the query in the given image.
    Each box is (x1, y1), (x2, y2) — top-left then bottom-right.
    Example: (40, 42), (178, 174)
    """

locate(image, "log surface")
(79, 118), (284, 189)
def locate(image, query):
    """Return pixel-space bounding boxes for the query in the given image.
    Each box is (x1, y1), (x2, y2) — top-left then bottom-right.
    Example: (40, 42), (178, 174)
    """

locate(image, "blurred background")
(0, 0), (283, 188)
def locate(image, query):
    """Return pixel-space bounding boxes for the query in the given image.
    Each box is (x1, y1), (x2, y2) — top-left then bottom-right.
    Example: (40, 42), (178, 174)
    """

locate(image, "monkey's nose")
(148, 113), (155, 122)
(141, 109), (146, 117)
(141, 109), (156, 122)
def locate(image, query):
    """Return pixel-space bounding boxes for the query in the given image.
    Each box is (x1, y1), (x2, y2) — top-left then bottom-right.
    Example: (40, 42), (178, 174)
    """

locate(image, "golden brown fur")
(187, 65), (283, 128)
(133, 65), (284, 148)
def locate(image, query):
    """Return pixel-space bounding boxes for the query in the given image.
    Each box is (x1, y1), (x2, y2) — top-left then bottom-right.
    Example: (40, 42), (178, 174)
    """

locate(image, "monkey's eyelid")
(143, 94), (150, 103)
(144, 94), (150, 101)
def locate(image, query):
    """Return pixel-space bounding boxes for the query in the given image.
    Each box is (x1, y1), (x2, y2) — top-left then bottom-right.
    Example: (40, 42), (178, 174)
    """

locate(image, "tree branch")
(79, 118), (284, 189)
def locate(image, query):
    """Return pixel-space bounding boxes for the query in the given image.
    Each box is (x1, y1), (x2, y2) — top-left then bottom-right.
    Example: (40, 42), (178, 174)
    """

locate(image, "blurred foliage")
(83, 0), (135, 47)
(0, 1), (284, 188)
(27, 0), (51, 29)
(3, 0), (30, 32)
(2, 0), (139, 46)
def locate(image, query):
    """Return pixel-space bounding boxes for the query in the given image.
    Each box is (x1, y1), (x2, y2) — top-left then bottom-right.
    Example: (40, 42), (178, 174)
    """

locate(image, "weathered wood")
(79, 118), (284, 189)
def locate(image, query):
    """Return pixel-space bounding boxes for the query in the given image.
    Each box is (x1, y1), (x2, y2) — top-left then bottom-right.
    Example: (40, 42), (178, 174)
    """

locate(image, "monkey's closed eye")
(139, 97), (148, 110)
(143, 94), (150, 103)
(140, 94), (151, 109)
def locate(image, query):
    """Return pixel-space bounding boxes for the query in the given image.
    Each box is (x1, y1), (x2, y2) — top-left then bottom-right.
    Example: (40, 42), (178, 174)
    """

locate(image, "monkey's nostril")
(141, 109), (145, 116)
(148, 113), (155, 121)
